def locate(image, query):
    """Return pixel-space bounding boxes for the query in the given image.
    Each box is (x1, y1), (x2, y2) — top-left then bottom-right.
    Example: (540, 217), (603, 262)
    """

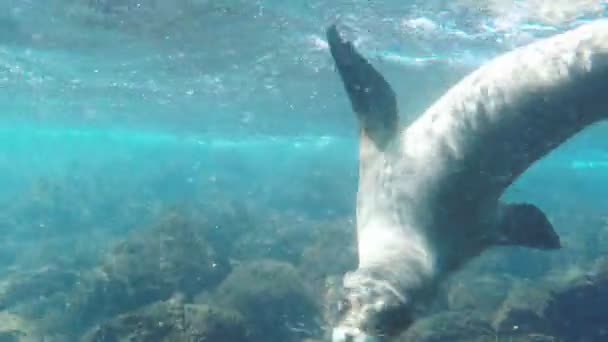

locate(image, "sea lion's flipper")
(326, 24), (398, 150)
(493, 203), (561, 250)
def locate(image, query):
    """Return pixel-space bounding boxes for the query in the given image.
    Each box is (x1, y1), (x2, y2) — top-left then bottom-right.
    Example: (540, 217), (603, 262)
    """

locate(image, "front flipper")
(494, 203), (561, 250)
(326, 24), (398, 150)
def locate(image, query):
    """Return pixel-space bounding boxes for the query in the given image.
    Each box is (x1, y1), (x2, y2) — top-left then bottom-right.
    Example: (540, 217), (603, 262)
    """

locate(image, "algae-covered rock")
(0, 266), (78, 311)
(401, 311), (496, 342)
(82, 295), (249, 342)
(0, 265), (84, 338)
(67, 212), (230, 330)
(230, 210), (318, 264)
(444, 273), (514, 315)
(183, 303), (250, 341)
(209, 259), (320, 341)
(494, 257), (608, 341)
(0, 312), (37, 341)
(299, 217), (357, 284)
(492, 280), (555, 336)
(543, 257), (608, 341)
(402, 310), (560, 342)
(82, 294), (184, 342)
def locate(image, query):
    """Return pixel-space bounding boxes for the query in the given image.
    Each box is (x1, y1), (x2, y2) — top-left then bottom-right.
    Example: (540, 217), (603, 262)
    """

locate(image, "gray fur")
(328, 20), (608, 340)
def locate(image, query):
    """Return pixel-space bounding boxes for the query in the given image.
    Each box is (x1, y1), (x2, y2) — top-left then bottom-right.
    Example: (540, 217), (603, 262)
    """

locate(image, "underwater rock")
(207, 259), (320, 341)
(230, 209), (318, 264)
(443, 273), (515, 315)
(0, 263), (102, 338)
(466, 247), (556, 282)
(81, 296), (182, 342)
(492, 280), (556, 336)
(402, 310), (559, 342)
(494, 257), (608, 341)
(298, 217), (357, 283)
(0, 312), (37, 341)
(0, 266), (78, 311)
(82, 294), (249, 342)
(543, 257), (608, 341)
(182, 303), (250, 342)
(194, 196), (256, 258)
(67, 212), (230, 330)
(401, 311), (496, 342)
(0, 265), (81, 335)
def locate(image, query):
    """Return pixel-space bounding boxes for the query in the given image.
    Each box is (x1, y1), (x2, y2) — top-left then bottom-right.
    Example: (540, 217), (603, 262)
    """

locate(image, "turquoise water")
(1, 1), (608, 341)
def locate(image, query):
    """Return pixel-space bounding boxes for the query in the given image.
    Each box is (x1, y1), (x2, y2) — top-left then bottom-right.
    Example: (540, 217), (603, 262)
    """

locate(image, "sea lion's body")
(328, 20), (608, 341)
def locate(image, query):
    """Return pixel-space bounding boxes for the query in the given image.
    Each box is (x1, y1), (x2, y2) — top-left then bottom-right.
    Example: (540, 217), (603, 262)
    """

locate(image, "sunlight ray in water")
(0, 123), (606, 169)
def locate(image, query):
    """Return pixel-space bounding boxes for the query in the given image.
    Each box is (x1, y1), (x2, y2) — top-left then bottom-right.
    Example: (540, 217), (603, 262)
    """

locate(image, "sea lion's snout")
(332, 326), (378, 342)
(331, 293), (414, 342)
(330, 270), (418, 341)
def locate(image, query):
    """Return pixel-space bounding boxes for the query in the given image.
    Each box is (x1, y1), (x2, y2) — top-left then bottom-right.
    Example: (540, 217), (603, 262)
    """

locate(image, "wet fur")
(329, 20), (608, 339)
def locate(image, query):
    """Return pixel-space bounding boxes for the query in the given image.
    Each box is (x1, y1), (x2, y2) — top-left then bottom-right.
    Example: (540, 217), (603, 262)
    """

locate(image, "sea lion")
(327, 19), (608, 341)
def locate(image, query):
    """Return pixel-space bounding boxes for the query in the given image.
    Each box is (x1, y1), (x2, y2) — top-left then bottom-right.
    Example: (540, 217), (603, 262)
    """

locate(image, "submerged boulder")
(230, 209), (318, 264)
(0, 265), (83, 337)
(67, 212), (230, 330)
(401, 309), (559, 342)
(492, 281), (555, 337)
(298, 217), (357, 284)
(401, 311), (496, 342)
(493, 257), (608, 341)
(0, 312), (36, 341)
(182, 303), (250, 342)
(544, 258), (608, 341)
(82, 294), (249, 342)
(0, 266), (78, 311)
(206, 259), (320, 341)
(444, 273), (514, 315)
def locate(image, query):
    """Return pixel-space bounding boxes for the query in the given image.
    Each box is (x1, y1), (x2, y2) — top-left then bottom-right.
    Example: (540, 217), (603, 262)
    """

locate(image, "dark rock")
(298, 217), (357, 284)
(208, 259), (320, 341)
(67, 212), (230, 331)
(493, 258), (608, 341)
(444, 273), (514, 315)
(544, 258), (608, 341)
(183, 303), (250, 342)
(492, 280), (556, 336)
(0, 266), (78, 311)
(401, 311), (497, 342)
(0, 312), (34, 342)
(230, 210), (318, 264)
(82, 294), (250, 342)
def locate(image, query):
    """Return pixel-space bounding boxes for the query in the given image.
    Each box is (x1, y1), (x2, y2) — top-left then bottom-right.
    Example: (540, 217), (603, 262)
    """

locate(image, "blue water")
(1, 1), (608, 341)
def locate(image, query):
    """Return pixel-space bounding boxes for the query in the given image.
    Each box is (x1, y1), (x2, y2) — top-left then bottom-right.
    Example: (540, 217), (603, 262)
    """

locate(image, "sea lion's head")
(330, 269), (421, 342)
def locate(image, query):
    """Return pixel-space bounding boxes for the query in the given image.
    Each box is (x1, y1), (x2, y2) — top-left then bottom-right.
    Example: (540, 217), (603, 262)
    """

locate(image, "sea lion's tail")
(326, 24), (398, 150)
